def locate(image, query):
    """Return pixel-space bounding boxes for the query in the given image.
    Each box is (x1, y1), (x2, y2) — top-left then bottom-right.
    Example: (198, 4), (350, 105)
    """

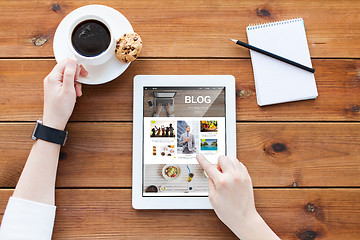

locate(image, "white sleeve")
(0, 197), (56, 240)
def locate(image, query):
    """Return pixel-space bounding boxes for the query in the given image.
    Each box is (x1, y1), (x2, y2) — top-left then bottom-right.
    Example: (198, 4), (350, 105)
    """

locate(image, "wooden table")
(0, 0), (359, 239)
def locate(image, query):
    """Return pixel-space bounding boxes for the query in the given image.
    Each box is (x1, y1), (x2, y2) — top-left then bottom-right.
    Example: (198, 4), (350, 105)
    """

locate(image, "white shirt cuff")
(0, 197), (56, 240)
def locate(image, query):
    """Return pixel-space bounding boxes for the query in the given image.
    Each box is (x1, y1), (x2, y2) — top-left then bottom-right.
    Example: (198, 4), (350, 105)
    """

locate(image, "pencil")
(230, 39), (315, 73)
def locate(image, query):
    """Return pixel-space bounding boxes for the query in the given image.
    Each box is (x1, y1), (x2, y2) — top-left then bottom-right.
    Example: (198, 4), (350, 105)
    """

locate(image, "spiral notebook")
(246, 18), (318, 106)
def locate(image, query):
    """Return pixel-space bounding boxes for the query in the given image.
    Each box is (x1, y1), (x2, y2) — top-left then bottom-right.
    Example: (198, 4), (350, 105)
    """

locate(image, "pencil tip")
(230, 39), (237, 43)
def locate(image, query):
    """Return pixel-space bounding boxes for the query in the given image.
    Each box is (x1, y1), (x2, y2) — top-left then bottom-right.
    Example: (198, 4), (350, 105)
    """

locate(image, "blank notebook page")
(246, 18), (318, 106)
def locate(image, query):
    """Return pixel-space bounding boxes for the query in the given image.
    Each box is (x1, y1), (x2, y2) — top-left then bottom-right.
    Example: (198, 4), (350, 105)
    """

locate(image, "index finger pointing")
(196, 154), (221, 182)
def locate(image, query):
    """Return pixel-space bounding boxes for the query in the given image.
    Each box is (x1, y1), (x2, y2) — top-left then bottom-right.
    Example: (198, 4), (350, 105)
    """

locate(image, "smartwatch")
(31, 119), (68, 146)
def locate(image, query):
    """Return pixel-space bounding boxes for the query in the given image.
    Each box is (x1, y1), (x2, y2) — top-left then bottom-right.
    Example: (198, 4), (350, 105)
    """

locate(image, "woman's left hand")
(42, 58), (88, 130)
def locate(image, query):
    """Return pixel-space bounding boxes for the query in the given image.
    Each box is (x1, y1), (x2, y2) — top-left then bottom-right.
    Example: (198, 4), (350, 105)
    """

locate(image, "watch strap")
(32, 121), (68, 146)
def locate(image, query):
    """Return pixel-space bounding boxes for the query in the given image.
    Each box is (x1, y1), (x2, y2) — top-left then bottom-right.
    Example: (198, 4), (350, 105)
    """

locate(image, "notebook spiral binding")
(246, 18), (303, 31)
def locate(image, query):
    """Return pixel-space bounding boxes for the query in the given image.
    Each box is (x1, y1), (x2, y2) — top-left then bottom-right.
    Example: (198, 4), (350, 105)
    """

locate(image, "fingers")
(74, 64), (81, 81)
(208, 177), (216, 195)
(196, 154), (221, 182)
(75, 82), (82, 97)
(74, 65), (86, 97)
(51, 58), (73, 76)
(238, 161), (250, 175)
(62, 60), (77, 91)
(79, 65), (88, 77)
(75, 64), (88, 80)
(227, 155), (249, 174)
(217, 155), (235, 172)
(47, 59), (86, 98)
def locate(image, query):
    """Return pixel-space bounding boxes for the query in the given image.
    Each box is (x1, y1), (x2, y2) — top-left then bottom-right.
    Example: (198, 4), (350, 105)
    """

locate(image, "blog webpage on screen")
(142, 87), (226, 196)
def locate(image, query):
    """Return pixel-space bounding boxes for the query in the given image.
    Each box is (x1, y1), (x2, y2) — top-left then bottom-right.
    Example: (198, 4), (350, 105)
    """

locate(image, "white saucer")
(53, 5), (134, 85)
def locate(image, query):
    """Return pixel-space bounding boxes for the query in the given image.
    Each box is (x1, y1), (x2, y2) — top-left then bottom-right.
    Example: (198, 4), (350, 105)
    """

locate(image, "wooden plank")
(0, 122), (358, 188)
(0, 189), (359, 239)
(0, 0), (359, 58)
(0, 59), (359, 121)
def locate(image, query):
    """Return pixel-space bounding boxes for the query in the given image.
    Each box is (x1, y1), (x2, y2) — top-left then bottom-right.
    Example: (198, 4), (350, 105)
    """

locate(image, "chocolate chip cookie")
(115, 32), (142, 63)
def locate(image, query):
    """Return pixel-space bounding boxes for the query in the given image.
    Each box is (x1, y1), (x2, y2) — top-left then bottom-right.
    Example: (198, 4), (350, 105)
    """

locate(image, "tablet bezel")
(132, 75), (236, 209)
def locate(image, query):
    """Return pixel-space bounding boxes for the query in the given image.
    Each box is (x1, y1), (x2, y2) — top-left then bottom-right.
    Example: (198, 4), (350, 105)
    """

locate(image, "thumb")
(62, 60), (77, 91)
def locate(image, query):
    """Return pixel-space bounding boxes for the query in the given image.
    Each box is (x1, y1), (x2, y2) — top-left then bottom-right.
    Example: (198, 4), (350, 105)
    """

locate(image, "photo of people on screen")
(180, 126), (195, 154)
(150, 121), (175, 138)
(177, 121), (199, 154)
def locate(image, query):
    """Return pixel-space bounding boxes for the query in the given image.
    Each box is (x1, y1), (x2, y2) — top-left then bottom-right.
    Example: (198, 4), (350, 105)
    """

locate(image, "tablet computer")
(132, 75), (236, 209)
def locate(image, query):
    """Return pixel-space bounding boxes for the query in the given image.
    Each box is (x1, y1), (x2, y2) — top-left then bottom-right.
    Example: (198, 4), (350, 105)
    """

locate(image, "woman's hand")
(165, 103), (173, 115)
(196, 154), (280, 240)
(155, 103), (162, 115)
(42, 59), (88, 130)
(196, 154), (256, 229)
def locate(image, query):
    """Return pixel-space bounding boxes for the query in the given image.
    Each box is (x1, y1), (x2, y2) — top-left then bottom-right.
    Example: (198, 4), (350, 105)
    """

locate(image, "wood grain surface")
(0, 0), (359, 239)
(0, 59), (359, 122)
(0, 189), (359, 239)
(0, 0), (359, 58)
(0, 122), (358, 188)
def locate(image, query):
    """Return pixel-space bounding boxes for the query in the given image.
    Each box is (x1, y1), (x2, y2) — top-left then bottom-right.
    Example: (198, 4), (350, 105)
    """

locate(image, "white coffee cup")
(68, 15), (115, 65)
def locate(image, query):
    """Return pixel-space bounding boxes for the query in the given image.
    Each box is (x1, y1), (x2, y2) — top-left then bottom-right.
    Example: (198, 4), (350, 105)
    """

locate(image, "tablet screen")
(143, 87), (226, 196)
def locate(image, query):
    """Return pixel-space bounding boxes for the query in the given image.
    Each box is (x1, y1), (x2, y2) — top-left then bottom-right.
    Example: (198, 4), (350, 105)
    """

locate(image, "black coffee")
(71, 20), (111, 57)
